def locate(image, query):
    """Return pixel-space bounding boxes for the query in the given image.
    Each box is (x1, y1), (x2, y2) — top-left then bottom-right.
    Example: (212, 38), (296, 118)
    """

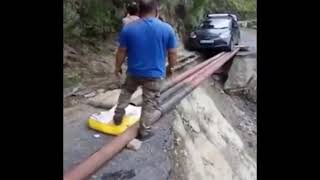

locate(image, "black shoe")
(113, 116), (123, 125)
(136, 131), (154, 141)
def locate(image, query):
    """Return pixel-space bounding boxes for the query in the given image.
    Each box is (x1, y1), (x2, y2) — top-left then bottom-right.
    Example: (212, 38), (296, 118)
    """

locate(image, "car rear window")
(200, 18), (231, 29)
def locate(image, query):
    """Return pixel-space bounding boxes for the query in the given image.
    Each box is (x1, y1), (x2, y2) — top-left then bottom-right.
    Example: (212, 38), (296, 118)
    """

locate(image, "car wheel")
(226, 38), (234, 52)
(235, 38), (239, 45)
(235, 33), (240, 45)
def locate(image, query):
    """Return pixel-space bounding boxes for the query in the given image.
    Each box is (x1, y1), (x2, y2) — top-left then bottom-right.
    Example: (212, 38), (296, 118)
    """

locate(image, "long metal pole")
(64, 124), (139, 180)
(161, 48), (239, 112)
(160, 52), (230, 103)
(161, 52), (225, 92)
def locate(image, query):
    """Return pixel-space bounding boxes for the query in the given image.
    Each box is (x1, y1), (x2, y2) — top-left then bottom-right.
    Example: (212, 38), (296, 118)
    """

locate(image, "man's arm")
(167, 48), (177, 75)
(166, 27), (178, 76)
(115, 47), (127, 77)
(115, 27), (128, 77)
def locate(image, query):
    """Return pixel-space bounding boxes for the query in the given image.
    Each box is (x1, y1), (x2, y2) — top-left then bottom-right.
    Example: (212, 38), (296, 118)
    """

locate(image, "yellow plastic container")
(88, 105), (141, 136)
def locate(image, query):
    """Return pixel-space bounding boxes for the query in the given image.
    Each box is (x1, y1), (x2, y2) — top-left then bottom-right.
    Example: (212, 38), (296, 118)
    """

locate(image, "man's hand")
(114, 67), (123, 78)
(166, 66), (174, 77)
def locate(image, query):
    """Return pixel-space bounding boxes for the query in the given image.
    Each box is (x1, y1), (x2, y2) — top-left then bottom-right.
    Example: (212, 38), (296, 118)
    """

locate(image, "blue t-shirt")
(119, 17), (177, 78)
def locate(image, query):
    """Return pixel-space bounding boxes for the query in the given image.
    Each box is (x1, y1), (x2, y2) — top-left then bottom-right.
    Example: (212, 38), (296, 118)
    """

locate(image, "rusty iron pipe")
(161, 52), (225, 93)
(63, 49), (238, 180)
(161, 48), (239, 112)
(172, 56), (199, 71)
(165, 54), (195, 67)
(160, 52), (230, 103)
(64, 124), (139, 180)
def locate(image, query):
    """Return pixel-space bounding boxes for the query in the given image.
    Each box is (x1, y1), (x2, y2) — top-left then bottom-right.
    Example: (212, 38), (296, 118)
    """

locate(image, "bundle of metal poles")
(64, 48), (239, 180)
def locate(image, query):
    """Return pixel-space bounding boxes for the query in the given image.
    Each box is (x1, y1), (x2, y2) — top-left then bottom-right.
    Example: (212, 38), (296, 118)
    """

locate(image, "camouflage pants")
(114, 75), (163, 133)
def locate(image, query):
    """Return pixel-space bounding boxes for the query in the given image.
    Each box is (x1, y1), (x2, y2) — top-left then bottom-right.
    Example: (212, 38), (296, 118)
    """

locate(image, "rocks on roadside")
(63, 84), (82, 98)
(126, 139), (142, 151)
(97, 89), (105, 94)
(70, 99), (79, 106)
(87, 89), (121, 108)
(87, 87), (142, 109)
(180, 150), (188, 156)
(224, 56), (257, 102)
(74, 88), (92, 96)
(175, 137), (182, 146)
(189, 120), (201, 133)
(224, 56), (256, 90)
(84, 91), (97, 98)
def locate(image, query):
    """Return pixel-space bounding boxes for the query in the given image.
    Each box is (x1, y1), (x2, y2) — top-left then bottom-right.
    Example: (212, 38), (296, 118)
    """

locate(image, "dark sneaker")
(113, 116), (123, 125)
(136, 130), (154, 141)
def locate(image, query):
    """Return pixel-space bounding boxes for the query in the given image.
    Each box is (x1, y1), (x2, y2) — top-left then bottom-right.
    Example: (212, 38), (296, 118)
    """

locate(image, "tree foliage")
(64, 0), (256, 41)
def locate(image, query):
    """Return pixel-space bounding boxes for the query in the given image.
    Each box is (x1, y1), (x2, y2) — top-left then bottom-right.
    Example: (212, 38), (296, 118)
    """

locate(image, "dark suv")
(186, 14), (240, 51)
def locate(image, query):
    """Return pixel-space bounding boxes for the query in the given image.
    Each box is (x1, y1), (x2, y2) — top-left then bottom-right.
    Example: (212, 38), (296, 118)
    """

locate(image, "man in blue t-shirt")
(113, 0), (178, 140)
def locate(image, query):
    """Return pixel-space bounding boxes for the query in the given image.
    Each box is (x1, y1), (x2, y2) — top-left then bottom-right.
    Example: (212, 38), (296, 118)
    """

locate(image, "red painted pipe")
(64, 124), (139, 180)
(160, 52), (230, 103)
(161, 52), (225, 93)
(172, 56), (199, 71)
(161, 48), (239, 112)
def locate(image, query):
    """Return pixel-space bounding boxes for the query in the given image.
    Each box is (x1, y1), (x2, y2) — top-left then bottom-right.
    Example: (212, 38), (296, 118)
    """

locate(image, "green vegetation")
(63, 72), (81, 88)
(64, 0), (256, 42)
(182, 0), (256, 32)
(64, 0), (128, 41)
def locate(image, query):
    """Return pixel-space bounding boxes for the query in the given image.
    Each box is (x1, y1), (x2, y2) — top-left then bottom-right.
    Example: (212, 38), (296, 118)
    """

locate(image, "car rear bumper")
(188, 38), (230, 50)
